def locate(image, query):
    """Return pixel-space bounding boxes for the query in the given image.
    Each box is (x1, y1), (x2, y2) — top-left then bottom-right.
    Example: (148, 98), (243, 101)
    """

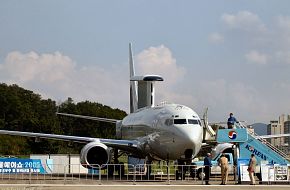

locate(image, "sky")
(1, 0), (290, 124)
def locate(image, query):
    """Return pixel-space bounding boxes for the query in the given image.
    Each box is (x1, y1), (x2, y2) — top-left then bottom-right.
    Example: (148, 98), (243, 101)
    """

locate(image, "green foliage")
(0, 83), (127, 155)
(0, 136), (29, 155)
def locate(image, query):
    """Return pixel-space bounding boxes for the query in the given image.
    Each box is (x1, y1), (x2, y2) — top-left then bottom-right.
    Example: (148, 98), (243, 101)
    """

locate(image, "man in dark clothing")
(227, 113), (237, 129)
(203, 153), (212, 185)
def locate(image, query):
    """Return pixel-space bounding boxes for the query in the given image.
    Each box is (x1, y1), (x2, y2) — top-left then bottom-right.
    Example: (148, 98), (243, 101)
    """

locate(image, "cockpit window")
(174, 119), (187, 124)
(188, 119), (199, 125)
(165, 119), (173, 126)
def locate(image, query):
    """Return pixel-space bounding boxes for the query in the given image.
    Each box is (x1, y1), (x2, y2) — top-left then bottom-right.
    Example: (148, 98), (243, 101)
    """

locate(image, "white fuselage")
(121, 103), (203, 160)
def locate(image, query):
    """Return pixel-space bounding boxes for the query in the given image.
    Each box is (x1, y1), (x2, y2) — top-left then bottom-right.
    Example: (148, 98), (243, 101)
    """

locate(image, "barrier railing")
(0, 163), (289, 185)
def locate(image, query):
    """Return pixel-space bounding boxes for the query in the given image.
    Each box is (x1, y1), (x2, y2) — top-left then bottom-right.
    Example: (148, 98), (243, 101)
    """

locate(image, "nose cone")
(177, 125), (203, 157)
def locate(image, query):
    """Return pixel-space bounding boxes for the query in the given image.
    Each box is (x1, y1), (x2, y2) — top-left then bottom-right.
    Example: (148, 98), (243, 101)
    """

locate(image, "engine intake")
(80, 142), (111, 169)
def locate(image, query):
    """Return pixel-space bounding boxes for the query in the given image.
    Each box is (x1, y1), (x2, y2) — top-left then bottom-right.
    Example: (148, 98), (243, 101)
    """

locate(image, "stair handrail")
(236, 121), (290, 160)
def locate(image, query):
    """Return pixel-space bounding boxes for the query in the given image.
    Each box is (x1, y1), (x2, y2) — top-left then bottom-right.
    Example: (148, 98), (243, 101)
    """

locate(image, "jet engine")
(80, 142), (111, 169)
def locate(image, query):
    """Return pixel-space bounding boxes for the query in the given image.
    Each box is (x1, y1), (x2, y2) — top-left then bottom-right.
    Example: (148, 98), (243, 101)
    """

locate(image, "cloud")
(210, 11), (290, 122)
(135, 45), (191, 105)
(245, 50), (268, 65)
(1, 46), (287, 123)
(277, 15), (290, 32)
(274, 51), (290, 64)
(134, 46), (278, 123)
(3, 51), (74, 83)
(136, 45), (185, 84)
(217, 11), (290, 66)
(193, 79), (270, 123)
(134, 47), (272, 122)
(221, 11), (266, 32)
(208, 33), (224, 44)
(0, 45), (189, 112)
(0, 51), (128, 110)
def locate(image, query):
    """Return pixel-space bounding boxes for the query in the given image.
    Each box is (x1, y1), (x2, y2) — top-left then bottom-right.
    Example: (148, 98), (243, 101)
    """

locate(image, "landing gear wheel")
(197, 168), (205, 180)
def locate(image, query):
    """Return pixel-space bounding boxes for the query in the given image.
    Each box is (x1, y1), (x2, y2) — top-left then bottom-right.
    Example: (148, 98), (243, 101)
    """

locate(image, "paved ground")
(0, 175), (289, 190)
(0, 184), (290, 190)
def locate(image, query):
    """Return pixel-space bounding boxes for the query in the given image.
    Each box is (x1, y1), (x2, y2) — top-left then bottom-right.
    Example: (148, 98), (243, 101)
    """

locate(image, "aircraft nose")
(178, 125), (203, 156)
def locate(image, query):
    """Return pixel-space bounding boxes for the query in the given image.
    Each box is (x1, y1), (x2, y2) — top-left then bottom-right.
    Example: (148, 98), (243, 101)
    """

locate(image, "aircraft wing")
(258, 133), (290, 139)
(0, 130), (138, 151)
(57, 112), (119, 124)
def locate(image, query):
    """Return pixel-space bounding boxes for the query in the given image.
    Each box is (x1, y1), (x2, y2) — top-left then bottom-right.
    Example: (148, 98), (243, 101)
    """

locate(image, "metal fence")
(0, 163), (288, 185)
(0, 163), (204, 184)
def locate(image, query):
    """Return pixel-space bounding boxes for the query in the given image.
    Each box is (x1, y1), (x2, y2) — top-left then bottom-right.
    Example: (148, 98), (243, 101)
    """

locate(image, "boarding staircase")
(201, 108), (290, 164)
(235, 122), (290, 164)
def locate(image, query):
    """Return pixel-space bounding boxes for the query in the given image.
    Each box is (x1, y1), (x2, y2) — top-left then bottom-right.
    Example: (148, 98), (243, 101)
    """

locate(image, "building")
(267, 120), (280, 146)
(284, 120), (290, 153)
(267, 114), (290, 154)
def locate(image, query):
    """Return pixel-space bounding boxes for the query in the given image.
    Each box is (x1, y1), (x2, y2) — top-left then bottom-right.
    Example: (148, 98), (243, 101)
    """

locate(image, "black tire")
(197, 168), (205, 180)
(256, 172), (262, 181)
(176, 167), (187, 180)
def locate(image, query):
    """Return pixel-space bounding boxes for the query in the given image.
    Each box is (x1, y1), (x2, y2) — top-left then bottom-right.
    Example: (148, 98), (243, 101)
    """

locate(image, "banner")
(238, 158), (250, 181)
(261, 164), (274, 181)
(261, 164), (290, 181)
(0, 158), (47, 174)
(275, 165), (288, 181)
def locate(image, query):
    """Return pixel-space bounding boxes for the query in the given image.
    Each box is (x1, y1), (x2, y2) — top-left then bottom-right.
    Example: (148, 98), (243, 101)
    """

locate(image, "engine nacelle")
(80, 142), (111, 169)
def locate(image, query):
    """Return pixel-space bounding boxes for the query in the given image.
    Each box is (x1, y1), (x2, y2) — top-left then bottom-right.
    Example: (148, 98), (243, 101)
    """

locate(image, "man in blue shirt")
(227, 113), (237, 129)
(203, 153), (212, 185)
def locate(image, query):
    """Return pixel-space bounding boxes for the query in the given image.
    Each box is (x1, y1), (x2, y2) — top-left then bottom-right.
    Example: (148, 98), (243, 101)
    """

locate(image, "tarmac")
(0, 180), (290, 190)
(0, 175), (289, 190)
(0, 184), (290, 190)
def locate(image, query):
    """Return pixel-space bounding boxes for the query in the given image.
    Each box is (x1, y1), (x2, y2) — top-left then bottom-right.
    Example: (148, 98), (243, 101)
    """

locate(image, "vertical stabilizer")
(129, 43), (138, 113)
(129, 43), (164, 112)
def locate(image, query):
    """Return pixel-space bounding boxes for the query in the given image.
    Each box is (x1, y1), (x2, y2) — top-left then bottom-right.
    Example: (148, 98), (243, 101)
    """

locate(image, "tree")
(0, 83), (127, 155)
